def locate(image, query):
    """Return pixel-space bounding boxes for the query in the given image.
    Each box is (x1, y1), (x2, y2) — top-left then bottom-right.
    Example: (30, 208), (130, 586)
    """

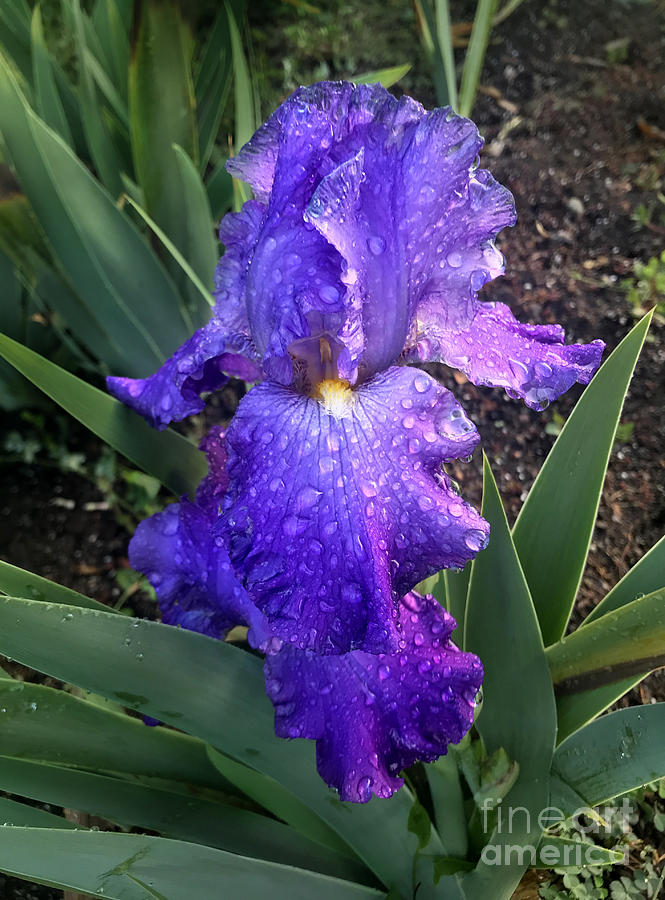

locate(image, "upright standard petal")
(220, 366), (487, 656)
(264, 592), (483, 802)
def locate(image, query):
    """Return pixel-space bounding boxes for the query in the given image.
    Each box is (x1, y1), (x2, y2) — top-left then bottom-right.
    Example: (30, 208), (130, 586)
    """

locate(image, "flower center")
(316, 377), (355, 417)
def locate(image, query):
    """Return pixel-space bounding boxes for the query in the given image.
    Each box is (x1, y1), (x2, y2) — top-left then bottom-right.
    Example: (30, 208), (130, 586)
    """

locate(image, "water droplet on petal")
(413, 373), (430, 393)
(319, 284), (340, 304)
(464, 529), (488, 552)
(357, 775), (374, 800)
(367, 235), (386, 255)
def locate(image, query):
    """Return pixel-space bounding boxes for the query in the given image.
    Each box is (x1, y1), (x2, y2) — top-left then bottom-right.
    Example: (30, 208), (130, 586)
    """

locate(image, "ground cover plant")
(0, 1), (664, 898)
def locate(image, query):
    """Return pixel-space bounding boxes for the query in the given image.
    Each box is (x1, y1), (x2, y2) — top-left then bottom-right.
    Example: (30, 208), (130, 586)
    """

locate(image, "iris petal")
(264, 591), (482, 802)
(405, 298), (605, 409)
(220, 366), (487, 655)
(129, 428), (268, 645)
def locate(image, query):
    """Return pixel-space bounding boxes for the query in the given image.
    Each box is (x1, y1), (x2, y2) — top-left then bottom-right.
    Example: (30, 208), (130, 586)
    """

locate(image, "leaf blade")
(513, 315), (652, 646)
(0, 829), (383, 899)
(0, 595), (436, 893)
(0, 333), (207, 496)
(461, 457), (556, 898)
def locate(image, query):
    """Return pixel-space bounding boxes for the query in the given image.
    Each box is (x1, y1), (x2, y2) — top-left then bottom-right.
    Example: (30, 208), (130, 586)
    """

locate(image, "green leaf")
(0, 559), (110, 612)
(546, 588), (665, 693)
(407, 799), (432, 851)
(226, 0), (256, 207)
(72, 0), (124, 197)
(551, 704), (665, 812)
(124, 159), (215, 325)
(586, 534), (665, 625)
(30, 5), (73, 146)
(351, 63), (411, 88)
(555, 678), (643, 746)
(207, 746), (353, 858)
(434, 0), (458, 109)
(0, 247), (36, 409)
(0, 2), (33, 86)
(0, 829), (383, 899)
(460, 457), (556, 899)
(91, 0), (129, 104)
(195, 7), (233, 171)
(129, 0), (200, 310)
(0, 796), (76, 830)
(0, 333), (207, 497)
(458, 0), (500, 118)
(533, 836), (624, 869)
(444, 564), (471, 631)
(0, 756), (369, 882)
(0, 55), (192, 376)
(0, 595), (437, 894)
(425, 754), (468, 859)
(556, 538), (665, 741)
(513, 315), (652, 646)
(0, 678), (231, 791)
(414, 0), (450, 108)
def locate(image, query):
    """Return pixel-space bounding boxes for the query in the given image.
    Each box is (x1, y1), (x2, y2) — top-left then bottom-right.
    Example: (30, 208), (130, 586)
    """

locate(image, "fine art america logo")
(479, 800), (633, 866)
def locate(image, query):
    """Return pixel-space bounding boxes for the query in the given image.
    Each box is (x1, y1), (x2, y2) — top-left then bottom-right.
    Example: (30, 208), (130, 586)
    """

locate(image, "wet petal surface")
(264, 591), (483, 802)
(406, 298), (605, 409)
(220, 366), (487, 655)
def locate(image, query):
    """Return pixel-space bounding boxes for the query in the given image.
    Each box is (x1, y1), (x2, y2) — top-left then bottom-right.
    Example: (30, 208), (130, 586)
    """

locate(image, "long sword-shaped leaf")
(0, 756), (369, 882)
(352, 63), (412, 89)
(0, 559), (109, 611)
(207, 746), (353, 858)
(72, 0), (124, 197)
(459, 457), (556, 900)
(129, 0), (200, 321)
(586, 534), (665, 625)
(30, 5), (73, 146)
(0, 596), (437, 894)
(226, 0), (256, 208)
(0, 54), (191, 376)
(91, 0), (129, 104)
(194, 7), (233, 170)
(556, 535), (665, 741)
(0, 829), (383, 900)
(435, 0), (458, 109)
(0, 679), (230, 791)
(0, 334), (207, 497)
(546, 588), (665, 693)
(513, 315), (652, 646)
(550, 704), (665, 812)
(0, 797), (76, 829)
(458, 0), (500, 118)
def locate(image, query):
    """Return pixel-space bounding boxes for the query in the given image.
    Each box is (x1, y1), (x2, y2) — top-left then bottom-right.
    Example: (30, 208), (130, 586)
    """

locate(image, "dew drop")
(464, 529), (488, 552)
(367, 235), (386, 255)
(357, 775), (374, 800)
(413, 373), (430, 393)
(319, 284), (340, 304)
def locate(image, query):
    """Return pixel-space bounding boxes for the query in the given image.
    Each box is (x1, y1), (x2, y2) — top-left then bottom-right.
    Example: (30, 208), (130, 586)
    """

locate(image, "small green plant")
(622, 251), (665, 323)
(539, 782), (665, 899)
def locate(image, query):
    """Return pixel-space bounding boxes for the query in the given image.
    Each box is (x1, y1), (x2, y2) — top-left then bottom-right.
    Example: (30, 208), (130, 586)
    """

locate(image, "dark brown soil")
(1, 1), (664, 897)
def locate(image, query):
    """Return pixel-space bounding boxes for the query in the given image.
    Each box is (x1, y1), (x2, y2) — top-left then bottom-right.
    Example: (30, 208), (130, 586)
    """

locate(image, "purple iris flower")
(109, 82), (603, 801)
